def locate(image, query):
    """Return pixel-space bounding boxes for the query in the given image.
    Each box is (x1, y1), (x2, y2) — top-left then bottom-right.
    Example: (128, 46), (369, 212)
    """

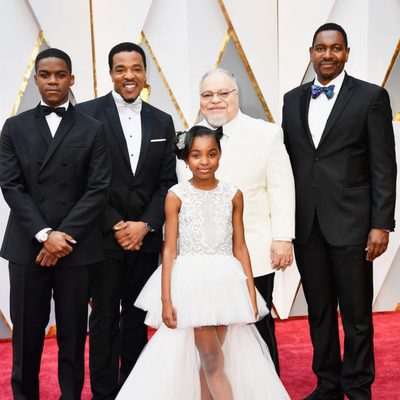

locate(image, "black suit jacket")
(0, 104), (111, 267)
(77, 92), (177, 255)
(282, 73), (396, 246)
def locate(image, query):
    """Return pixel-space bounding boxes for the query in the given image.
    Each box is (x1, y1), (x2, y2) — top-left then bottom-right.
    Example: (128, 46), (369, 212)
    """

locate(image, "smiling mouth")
(123, 82), (138, 90)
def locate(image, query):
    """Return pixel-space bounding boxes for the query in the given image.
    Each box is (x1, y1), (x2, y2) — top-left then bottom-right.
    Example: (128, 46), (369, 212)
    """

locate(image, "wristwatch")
(37, 229), (53, 243)
(144, 222), (155, 233)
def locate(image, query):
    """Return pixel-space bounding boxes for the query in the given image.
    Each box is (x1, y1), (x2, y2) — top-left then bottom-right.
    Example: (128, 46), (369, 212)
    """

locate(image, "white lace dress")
(116, 181), (291, 400)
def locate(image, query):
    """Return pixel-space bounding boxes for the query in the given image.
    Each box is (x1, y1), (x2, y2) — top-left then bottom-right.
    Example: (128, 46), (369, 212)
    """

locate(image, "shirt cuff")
(35, 227), (52, 243)
(272, 238), (293, 242)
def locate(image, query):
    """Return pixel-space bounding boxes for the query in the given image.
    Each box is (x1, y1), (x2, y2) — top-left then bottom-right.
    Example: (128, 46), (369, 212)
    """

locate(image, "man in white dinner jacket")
(178, 68), (295, 374)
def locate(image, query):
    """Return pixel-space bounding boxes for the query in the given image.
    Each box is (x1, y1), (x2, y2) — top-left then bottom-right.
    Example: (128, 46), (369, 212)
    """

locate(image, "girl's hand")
(162, 301), (177, 329)
(252, 300), (259, 320)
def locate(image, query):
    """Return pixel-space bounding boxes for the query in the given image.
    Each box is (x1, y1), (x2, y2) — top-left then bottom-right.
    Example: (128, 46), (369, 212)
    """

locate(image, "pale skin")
(162, 135), (261, 399)
(200, 71), (293, 270)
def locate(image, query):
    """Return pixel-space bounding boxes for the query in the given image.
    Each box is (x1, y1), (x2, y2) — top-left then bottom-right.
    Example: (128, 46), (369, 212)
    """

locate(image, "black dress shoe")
(303, 389), (344, 400)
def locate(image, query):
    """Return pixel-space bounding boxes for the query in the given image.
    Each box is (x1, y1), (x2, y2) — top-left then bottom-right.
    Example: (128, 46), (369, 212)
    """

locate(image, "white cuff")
(35, 227), (52, 243)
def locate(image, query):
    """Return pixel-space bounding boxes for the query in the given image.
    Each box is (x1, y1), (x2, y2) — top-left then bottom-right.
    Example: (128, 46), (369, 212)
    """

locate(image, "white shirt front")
(40, 99), (70, 137)
(112, 90), (142, 174)
(308, 70), (346, 148)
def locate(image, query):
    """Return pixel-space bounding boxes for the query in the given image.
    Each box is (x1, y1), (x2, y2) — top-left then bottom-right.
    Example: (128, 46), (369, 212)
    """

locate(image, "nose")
(210, 94), (221, 103)
(125, 68), (135, 79)
(48, 74), (57, 84)
(323, 48), (333, 59)
(200, 156), (209, 165)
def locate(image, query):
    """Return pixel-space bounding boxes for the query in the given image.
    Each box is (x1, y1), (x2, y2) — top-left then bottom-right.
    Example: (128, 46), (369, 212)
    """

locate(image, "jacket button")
(38, 197), (43, 203)
(61, 199), (66, 204)
(61, 180), (66, 185)
(61, 160), (67, 166)
(37, 178), (43, 183)
(314, 156), (320, 162)
(37, 160), (43, 165)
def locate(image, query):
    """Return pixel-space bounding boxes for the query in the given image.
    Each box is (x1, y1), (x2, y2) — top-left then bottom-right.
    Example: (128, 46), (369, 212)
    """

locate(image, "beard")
(204, 115), (230, 128)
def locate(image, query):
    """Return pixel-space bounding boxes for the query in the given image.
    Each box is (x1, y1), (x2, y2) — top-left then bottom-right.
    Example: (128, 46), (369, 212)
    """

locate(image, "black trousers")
(9, 262), (91, 400)
(89, 250), (159, 400)
(254, 272), (279, 375)
(294, 218), (374, 400)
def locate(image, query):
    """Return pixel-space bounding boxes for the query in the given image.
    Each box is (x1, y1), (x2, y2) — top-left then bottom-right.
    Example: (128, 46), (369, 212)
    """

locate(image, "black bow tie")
(40, 105), (66, 117)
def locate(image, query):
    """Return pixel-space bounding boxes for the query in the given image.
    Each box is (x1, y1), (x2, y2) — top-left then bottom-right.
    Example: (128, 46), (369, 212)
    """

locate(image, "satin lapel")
(33, 104), (52, 148)
(300, 83), (315, 150)
(134, 102), (152, 177)
(318, 75), (354, 146)
(104, 93), (131, 170)
(39, 105), (76, 173)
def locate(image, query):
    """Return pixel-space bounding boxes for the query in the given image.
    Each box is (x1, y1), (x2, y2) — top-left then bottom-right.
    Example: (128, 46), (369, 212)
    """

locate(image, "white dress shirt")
(40, 99), (70, 137)
(308, 70), (346, 148)
(112, 90), (142, 175)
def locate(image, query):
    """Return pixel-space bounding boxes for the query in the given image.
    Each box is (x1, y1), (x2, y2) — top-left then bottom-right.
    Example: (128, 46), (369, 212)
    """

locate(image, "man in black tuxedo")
(77, 42), (177, 399)
(0, 49), (111, 400)
(282, 23), (396, 400)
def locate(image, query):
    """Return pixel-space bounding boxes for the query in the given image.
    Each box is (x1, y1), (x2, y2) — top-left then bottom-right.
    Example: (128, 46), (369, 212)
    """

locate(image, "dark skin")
(310, 30), (389, 260)
(34, 57), (77, 267)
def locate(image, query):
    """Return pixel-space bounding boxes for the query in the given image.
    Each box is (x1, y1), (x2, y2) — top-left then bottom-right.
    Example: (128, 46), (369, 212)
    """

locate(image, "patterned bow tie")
(311, 84), (335, 100)
(114, 97), (142, 114)
(40, 105), (66, 117)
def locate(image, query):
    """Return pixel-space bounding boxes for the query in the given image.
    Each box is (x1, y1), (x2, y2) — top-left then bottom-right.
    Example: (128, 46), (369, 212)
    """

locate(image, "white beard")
(204, 116), (229, 128)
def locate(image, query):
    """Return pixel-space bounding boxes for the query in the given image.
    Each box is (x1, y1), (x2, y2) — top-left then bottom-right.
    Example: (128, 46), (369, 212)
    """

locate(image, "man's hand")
(43, 231), (76, 257)
(114, 221), (148, 251)
(365, 228), (389, 261)
(270, 241), (293, 270)
(36, 248), (59, 267)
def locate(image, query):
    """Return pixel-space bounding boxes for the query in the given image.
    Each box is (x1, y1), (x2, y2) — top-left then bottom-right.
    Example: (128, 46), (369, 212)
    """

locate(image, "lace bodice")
(170, 181), (238, 256)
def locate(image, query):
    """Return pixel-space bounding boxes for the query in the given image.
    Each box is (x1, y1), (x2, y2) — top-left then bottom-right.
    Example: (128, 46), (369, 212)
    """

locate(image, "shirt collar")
(40, 99), (70, 110)
(112, 90), (142, 111)
(314, 70), (346, 95)
(203, 111), (241, 138)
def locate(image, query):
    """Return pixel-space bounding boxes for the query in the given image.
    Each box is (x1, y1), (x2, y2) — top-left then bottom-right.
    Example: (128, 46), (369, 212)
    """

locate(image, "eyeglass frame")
(200, 88), (237, 101)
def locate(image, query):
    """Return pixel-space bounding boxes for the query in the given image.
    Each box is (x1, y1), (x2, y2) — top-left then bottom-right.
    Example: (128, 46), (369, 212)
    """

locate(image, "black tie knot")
(40, 105), (66, 117)
(214, 126), (223, 140)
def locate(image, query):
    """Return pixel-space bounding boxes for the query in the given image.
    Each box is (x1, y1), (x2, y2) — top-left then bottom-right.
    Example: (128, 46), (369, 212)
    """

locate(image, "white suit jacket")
(177, 111), (295, 276)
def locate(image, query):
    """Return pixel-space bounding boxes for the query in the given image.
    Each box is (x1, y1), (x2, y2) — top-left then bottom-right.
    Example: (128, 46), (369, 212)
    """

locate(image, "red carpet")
(0, 312), (399, 399)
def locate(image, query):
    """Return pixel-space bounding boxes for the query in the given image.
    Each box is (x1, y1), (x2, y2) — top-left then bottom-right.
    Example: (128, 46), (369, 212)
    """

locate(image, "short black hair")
(108, 42), (147, 70)
(312, 23), (348, 48)
(35, 48), (72, 73)
(176, 125), (222, 160)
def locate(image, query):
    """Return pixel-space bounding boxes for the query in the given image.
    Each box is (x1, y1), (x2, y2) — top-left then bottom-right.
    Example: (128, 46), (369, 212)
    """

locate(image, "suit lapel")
(300, 82), (315, 150)
(39, 104), (76, 173)
(134, 102), (152, 177)
(318, 74), (354, 146)
(103, 93), (131, 170)
(34, 104), (52, 148)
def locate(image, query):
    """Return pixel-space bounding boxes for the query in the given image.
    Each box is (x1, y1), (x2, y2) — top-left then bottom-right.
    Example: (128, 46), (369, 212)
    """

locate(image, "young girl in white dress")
(116, 126), (290, 399)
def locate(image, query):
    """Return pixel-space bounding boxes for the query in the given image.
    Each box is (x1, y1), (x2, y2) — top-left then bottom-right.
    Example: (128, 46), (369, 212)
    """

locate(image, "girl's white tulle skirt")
(116, 254), (291, 400)
(135, 254), (269, 328)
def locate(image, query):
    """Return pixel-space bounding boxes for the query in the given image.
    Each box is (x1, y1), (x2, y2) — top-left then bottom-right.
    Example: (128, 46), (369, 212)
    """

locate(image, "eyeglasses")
(200, 89), (237, 101)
